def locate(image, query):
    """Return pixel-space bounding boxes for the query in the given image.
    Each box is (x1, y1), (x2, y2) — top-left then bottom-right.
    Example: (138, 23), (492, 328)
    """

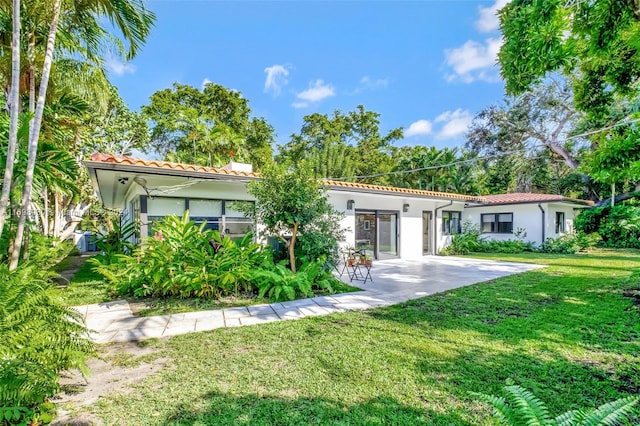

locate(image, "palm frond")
(573, 396), (639, 426)
(503, 385), (552, 426)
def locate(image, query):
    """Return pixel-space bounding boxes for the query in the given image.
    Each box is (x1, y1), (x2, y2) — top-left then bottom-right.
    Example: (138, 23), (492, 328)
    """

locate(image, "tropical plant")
(93, 213), (269, 298)
(0, 263), (94, 425)
(440, 221), (481, 255)
(474, 385), (638, 426)
(244, 163), (344, 273)
(249, 259), (335, 302)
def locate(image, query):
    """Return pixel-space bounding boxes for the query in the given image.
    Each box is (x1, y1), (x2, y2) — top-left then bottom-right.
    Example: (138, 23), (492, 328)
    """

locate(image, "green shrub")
(249, 259), (336, 302)
(0, 264), (94, 425)
(540, 232), (601, 254)
(440, 221), (481, 255)
(474, 385), (638, 425)
(92, 217), (137, 264)
(575, 205), (640, 248)
(93, 213), (270, 298)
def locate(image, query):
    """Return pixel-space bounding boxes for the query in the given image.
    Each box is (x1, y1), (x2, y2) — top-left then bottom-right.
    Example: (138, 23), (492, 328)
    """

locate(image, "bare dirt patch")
(51, 341), (170, 426)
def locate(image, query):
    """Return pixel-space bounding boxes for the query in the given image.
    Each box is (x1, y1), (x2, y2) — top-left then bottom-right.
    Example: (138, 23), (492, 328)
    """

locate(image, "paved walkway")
(75, 256), (544, 343)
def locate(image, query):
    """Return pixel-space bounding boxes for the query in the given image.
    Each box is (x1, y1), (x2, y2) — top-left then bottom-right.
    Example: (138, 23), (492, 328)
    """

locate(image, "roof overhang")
(85, 160), (259, 209)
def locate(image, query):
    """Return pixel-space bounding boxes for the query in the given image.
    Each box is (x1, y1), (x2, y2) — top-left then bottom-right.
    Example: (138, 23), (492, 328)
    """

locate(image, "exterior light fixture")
(403, 203), (410, 212)
(347, 199), (355, 210)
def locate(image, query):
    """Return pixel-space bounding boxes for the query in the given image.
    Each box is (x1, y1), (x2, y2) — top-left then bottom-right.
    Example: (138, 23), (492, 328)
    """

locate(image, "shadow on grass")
(161, 393), (472, 426)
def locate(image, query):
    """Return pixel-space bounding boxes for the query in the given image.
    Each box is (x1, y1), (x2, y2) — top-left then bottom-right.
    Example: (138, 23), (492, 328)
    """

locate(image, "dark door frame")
(355, 209), (400, 259)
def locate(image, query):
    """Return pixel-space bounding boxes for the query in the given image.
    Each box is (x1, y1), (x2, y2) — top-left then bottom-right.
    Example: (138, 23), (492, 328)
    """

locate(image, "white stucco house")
(463, 193), (593, 246)
(85, 153), (592, 259)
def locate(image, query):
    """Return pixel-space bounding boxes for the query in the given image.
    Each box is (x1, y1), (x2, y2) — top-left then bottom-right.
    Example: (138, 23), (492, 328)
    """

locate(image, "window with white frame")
(481, 213), (513, 233)
(442, 211), (462, 235)
(555, 211), (565, 233)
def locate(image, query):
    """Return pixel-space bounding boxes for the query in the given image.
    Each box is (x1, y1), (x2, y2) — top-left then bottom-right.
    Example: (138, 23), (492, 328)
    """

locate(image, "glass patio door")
(378, 212), (398, 259)
(355, 210), (399, 260)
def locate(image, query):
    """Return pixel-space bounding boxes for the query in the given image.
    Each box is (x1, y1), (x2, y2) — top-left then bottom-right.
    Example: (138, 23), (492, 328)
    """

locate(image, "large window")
(555, 211), (565, 233)
(442, 211), (462, 235)
(481, 213), (513, 233)
(145, 197), (253, 237)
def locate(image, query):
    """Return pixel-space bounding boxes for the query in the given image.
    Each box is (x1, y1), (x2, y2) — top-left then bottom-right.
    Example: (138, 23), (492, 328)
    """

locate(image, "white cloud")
(202, 78), (212, 89)
(476, 0), (509, 33)
(105, 53), (135, 76)
(264, 64), (289, 96)
(444, 37), (502, 83)
(360, 76), (389, 89)
(404, 119), (433, 137)
(435, 109), (474, 139)
(292, 79), (335, 108)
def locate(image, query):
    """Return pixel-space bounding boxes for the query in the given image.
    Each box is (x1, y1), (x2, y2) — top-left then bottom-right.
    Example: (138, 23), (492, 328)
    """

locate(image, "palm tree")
(5, 0), (155, 269)
(0, 0), (22, 246)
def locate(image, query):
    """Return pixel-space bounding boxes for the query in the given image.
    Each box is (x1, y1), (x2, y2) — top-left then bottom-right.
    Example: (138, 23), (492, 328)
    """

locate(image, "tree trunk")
(288, 222), (299, 273)
(9, 0), (62, 270)
(0, 0), (22, 242)
(594, 190), (640, 207)
(57, 203), (91, 242)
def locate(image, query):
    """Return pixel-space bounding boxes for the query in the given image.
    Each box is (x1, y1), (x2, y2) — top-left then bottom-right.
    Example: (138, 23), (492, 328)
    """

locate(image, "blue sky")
(107, 0), (509, 153)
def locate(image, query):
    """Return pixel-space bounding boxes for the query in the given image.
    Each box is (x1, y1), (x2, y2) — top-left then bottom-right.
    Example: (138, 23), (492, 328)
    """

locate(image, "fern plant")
(474, 385), (639, 426)
(0, 264), (94, 425)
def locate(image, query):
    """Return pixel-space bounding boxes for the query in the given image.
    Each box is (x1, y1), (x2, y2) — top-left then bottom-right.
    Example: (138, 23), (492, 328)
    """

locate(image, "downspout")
(538, 203), (545, 244)
(434, 200), (454, 255)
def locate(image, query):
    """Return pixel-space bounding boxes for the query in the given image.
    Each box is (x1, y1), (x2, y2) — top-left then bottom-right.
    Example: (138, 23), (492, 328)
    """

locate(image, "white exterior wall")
(116, 174), (467, 260)
(328, 190), (465, 259)
(462, 202), (580, 246)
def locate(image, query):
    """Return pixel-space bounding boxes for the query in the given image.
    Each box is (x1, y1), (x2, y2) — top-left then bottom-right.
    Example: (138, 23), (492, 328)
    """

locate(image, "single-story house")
(463, 193), (593, 246)
(85, 153), (592, 259)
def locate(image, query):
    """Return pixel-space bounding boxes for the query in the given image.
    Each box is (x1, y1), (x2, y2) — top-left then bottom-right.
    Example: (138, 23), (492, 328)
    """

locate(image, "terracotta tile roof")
(91, 154), (590, 205)
(480, 192), (594, 206)
(88, 153), (260, 178)
(321, 179), (483, 202)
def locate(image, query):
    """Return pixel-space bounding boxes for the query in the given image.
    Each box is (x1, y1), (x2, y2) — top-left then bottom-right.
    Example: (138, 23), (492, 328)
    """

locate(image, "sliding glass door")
(355, 210), (398, 259)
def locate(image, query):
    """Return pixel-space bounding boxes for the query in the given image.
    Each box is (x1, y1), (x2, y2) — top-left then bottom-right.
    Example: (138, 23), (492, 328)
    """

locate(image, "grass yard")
(87, 249), (640, 425)
(52, 256), (359, 317)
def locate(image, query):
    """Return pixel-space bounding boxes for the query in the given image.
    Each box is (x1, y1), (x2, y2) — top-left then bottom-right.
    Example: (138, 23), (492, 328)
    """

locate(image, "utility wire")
(325, 149), (529, 181)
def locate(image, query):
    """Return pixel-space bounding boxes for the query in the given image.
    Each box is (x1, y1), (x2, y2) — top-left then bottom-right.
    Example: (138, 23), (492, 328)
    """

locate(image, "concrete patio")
(75, 256), (544, 344)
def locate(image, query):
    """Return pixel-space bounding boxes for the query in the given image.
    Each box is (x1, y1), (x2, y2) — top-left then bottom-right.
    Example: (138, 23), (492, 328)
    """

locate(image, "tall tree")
(3, 0), (155, 269)
(279, 105), (403, 184)
(0, 0), (21, 242)
(143, 82), (274, 169)
(499, 0), (640, 203)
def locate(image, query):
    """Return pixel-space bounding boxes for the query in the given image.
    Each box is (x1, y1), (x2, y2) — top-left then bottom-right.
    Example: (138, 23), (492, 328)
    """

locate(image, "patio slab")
(76, 256), (544, 342)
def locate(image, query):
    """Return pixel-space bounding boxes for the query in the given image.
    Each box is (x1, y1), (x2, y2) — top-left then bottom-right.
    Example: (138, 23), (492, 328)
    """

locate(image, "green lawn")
(89, 249), (640, 425)
(52, 256), (360, 316)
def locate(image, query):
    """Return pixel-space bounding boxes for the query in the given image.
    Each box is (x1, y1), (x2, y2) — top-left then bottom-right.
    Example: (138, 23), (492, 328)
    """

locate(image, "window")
(442, 211), (462, 235)
(481, 213), (513, 233)
(145, 197), (254, 237)
(555, 211), (565, 233)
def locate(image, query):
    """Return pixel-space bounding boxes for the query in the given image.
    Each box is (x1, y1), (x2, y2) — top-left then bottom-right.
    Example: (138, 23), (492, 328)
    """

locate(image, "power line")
(326, 149), (529, 181)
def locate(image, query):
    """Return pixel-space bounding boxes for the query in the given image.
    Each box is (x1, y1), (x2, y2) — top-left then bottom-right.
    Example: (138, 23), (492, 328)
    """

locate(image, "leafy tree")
(1, 0), (155, 269)
(465, 79), (591, 198)
(84, 85), (149, 156)
(245, 163), (344, 273)
(309, 143), (355, 179)
(498, 0), (640, 204)
(499, 0), (640, 123)
(279, 105), (403, 184)
(142, 82), (274, 169)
